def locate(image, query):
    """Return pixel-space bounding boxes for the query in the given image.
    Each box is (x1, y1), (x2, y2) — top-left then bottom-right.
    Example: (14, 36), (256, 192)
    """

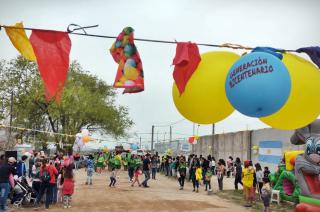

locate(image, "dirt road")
(16, 169), (252, 212)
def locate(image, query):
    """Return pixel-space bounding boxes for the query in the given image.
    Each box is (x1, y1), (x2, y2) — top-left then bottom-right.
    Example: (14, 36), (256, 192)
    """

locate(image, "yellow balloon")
(260, 53), (320, 129)
(172, 51), (239, 124)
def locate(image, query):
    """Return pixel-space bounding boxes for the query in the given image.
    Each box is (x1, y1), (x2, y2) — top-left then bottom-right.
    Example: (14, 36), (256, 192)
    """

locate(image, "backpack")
(41, 168), (51, 183)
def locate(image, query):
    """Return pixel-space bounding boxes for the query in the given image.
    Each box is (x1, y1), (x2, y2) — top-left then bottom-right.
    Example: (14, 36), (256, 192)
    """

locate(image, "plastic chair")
(271, 190), (280, 205)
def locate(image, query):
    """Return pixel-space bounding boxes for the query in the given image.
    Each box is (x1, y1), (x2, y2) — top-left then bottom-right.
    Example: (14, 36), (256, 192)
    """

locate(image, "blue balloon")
(225, 52), (291, 117)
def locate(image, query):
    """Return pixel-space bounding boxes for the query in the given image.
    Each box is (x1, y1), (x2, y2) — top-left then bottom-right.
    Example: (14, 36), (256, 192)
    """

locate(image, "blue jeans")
(51, 183), (57, 204)
(128, 166), (134, 180)
(36, 182), (52, 209)
(142, 171), (150, 186)
(151, 168), (157, 179)
(0, 183), (10, 212)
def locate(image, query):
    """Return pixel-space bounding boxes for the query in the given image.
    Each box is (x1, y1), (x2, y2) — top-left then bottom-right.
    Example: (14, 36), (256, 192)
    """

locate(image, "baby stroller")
(10, 177), (37, 208)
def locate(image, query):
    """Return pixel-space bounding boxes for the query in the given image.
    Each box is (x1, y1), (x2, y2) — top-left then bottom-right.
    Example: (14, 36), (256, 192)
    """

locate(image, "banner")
(172, 42), (201, 95)
(30, 30), (71, 102)
(4, 22), (36, 61)
(110, 27), (144, 93)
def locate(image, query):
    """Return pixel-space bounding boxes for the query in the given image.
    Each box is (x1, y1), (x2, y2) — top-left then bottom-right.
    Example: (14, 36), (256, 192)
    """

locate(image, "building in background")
(154, 139), (191, 156)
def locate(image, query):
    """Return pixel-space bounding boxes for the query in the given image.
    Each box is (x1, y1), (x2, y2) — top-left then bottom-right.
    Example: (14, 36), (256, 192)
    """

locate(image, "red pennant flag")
(172, 42), (201, 95)
(30, 30), (71, 102)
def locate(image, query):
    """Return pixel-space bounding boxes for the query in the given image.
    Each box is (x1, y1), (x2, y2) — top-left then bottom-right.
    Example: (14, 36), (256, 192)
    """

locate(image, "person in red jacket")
(34, 158), (58, 210)
(62, 164), (74, 209)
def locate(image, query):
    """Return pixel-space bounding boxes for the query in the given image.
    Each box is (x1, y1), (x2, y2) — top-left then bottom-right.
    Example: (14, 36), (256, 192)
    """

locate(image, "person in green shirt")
(96, 153), (105, 174)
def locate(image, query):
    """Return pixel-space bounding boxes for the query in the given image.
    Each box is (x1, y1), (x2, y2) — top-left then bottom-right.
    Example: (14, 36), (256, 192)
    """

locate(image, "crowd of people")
(0, 150), (273, 211)
(0, 151), (75, 211)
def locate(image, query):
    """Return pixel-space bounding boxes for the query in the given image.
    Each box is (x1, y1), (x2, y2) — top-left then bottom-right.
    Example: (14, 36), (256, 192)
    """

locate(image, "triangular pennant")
(30, 30), (71, 102)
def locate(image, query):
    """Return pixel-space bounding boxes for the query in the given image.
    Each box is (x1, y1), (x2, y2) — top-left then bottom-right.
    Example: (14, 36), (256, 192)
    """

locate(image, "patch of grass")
(215, 190), (295, 212)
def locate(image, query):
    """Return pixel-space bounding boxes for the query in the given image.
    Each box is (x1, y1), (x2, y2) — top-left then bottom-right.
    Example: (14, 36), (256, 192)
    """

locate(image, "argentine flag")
(258, 141), (282, 164)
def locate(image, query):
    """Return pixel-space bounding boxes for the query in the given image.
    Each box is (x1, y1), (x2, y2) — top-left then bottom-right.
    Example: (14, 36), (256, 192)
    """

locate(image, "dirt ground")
(12, 169), (259, 212)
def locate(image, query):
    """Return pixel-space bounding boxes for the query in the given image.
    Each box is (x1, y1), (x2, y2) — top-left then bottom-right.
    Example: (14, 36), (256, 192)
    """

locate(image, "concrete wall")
(192, 131), (250, 161)
(192, 128), (305, 172)
(250, 128), (304, 171)
(154, 140), (191, 156)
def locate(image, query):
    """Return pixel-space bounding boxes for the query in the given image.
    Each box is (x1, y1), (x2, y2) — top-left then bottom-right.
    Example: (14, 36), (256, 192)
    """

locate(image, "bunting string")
(0, 24), (296, 52)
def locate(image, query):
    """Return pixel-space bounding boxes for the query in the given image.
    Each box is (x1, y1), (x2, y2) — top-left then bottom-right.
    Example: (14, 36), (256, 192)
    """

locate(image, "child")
(261, 177), (271, 212)
(62, 165), (74, 209)
(194, 165), (202, 193)
(131, 167), (142, 187)
(109, 167), (116, 187)
(242, 160), (254, 207)
(86, 155), (94, 185)
(57, 169), (64, 204)
(205, 169), (213, 192)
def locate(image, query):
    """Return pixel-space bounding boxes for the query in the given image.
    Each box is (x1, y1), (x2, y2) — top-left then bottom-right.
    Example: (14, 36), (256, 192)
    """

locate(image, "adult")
(34, 158), (58, 210)
(242, 160), (254, 207)
(31, 159), (42, 196)
(0, 156), (15, 212)
(255, 163), (263, 196)
(234, 157), (243, 190)
(16, 155), (28, 178)
(96, 153), (105, 174)
(127, 154), (135, 182)
(217, 159), (225, 191)
(141, 154), (151, 188)
(201, 157), (209, 184)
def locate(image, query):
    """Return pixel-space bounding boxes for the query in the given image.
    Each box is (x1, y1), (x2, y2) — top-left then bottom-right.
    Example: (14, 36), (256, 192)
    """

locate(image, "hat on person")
(8, 157), (16, 163)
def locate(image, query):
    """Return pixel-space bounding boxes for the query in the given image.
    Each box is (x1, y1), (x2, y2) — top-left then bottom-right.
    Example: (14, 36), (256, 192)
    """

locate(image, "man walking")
(141, 154), (151, 188)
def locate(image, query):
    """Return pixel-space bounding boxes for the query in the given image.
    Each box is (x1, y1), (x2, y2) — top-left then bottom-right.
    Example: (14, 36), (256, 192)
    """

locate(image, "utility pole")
(212, 124), (215, 156)
(169, 126), (172, 143)
(151, 125), (154, 152)
(139, 136), (142, 149)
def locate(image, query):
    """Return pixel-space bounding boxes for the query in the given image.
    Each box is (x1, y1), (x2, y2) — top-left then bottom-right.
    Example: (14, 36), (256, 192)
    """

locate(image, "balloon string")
(0, 24), (297, 52)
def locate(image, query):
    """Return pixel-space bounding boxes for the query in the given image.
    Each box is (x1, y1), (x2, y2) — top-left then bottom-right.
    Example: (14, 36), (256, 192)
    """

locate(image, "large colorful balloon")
(260, 53), (320, 129)
(225, 52), (291, 117)
(172, 51), (239, 124)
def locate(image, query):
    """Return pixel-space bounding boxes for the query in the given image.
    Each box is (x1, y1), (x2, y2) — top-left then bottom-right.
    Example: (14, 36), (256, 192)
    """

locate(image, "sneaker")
(68, 206), (71, 208)
(209, 189), (212, 192)
(131, 184), (134, 187)
(64, 206), (67, 209)
(192, 189), (195, 192)
(179, 187), (183, 190)
(85, 182), (88, 185)
(138, 184), (141, 187)
(196, 189), (199, 193)
(205, 189), (207, 191)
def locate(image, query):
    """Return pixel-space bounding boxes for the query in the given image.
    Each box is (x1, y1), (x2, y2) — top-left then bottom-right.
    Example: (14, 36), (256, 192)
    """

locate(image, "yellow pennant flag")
(5, 22), (36, 61)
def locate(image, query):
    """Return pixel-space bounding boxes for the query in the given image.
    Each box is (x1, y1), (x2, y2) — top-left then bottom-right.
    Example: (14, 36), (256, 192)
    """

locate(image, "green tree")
(0, 56), (133, 151)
